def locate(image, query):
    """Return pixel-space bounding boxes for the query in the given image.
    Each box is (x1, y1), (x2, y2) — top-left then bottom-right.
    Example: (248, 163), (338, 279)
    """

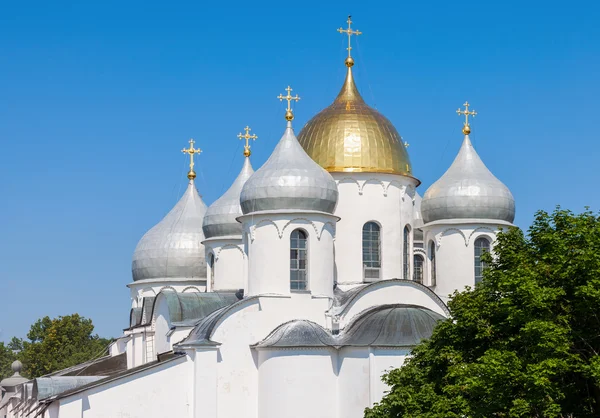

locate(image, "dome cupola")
(203, 146), (254, 239)
(240, 87), (339, 215)
(421, 103), (515, 224)
(297, 17), (414, 178)
(132, 140), (208, 282)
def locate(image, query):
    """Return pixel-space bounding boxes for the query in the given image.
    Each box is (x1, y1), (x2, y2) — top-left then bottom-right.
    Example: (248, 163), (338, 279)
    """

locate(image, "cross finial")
(237, 126), (258, 157)
(456, 101), (477, 135)
(277, 86), (301, 121)
(181, 138), (202, 180)
(337, 15), (362, 67)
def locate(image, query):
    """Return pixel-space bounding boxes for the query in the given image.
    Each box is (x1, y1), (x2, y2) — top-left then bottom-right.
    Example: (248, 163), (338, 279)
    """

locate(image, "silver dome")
(202, 157), (254, 239)
(240, 121), (339, 214)
(132, 180), (208, 281)
(421, 135), (515, 224)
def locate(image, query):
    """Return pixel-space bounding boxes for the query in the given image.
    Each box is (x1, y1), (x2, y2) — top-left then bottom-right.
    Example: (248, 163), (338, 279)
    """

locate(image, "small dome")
(132, 180), (208, 282)
(240, 122), (339, 214)
(252, 320), (336, 348)
(203, 158), (254, 239)
(297, 66), (414, 177)
(340, 304), (444, 347)
(421, 135), (515, 224)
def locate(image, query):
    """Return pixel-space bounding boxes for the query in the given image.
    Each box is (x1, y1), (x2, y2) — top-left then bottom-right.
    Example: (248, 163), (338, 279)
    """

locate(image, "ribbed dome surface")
(240, 122), (339, 214)
(132, 181), (207, 281)
(297, 67), (413, 176)
(421, 135), (515, 224)
(203, 158), (254, 239)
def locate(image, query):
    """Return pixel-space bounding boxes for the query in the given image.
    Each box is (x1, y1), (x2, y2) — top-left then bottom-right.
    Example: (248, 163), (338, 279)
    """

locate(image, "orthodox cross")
(277, 86), (301, 121)
(456, 101), (477, 134)
(338, 15), (362, 63)
(181, 138), (202, 180)
(237, 126), (258, 157)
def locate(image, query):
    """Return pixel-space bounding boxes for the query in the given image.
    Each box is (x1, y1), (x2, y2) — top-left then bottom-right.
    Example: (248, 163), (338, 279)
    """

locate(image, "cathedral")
(1, 17), (515, 418)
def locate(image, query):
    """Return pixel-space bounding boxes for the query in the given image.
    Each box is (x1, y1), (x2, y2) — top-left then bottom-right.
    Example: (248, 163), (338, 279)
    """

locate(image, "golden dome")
(297, 67), (414, 177)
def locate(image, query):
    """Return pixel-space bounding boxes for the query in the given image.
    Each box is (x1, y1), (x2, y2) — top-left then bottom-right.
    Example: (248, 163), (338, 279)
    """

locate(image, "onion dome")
(203, 157), (254, 239)
(297, 61), (414, 177)
(240, 89), (339, 215)
(0, 361), (28, 388)
(132, 179), (208, 282)
(421, 134), (515, 224)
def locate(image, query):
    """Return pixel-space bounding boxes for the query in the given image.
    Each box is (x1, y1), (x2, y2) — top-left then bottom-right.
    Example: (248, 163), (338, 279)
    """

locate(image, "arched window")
(403, 225), (411, 280)
(413, 254), (424, 284)
(209, 253), (215, 290)
(429, 241), (436, 286)
(290, 229), (308, 290)
(474, 237), (491, 284)
(363, 222), (381, 280)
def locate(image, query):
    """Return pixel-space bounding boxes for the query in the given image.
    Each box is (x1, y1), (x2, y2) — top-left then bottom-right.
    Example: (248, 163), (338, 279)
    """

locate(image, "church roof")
(240, 120), (338, 215)
(155, 290), (240, 326)
(421, 134), (515, 224)
(131, 179), (208, 282)
(251, 320), (337, 349)
(297, 50), (415, 179)
(203, 157), (254, 239)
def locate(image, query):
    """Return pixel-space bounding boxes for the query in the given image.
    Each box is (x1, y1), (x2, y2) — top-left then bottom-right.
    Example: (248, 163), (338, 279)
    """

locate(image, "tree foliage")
(366, 208), (600, 418)
(0, 314), (112, 379)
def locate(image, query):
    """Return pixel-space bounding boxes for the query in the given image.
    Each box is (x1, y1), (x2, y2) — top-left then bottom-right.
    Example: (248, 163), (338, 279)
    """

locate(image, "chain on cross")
(181, 138), (202, 180)
(277, 86), (301, 121)
(237, 126), (258, 157)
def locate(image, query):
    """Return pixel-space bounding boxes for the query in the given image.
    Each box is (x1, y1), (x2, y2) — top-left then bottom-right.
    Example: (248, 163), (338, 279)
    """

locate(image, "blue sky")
(1, 0), (598, 341)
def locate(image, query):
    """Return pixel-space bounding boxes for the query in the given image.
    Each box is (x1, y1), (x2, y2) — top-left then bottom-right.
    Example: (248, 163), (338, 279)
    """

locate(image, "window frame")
(428, 240), (436, 287)
(413, 253), (424, 284)
(290, 228), (309, 291)
(474, 236), (491, 284)
(362, 221), (382, 281)
(403, 224), (411, 280)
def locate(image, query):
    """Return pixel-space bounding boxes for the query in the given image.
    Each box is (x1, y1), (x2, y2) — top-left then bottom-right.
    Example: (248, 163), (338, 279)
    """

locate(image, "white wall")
(332, 173), (418, 285)
(57, 356), (191, 418)
(203, 238), (246, 292)
(240, 211), (337, 298)
(258, 349), (337, 418)
(422, 221), (504, 303)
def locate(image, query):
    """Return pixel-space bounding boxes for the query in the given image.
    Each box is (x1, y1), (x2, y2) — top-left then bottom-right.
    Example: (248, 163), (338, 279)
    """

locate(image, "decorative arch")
(281, 218), (319, 239)
(250, 218), (281, 242)
(159, 285), (177, 293)
(320, 221), (336, 240)
(468, 227), (496, 246)
(435, 227), (468, 248)
(362, 178), (387, 196)
(384, 180), (404, 197)
(336, 177), (362, 195)
(182, 286), (201, 293)
(214, 244), (245, 261)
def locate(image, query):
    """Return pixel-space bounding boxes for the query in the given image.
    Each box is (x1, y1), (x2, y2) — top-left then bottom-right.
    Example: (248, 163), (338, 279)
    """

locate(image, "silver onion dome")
(240, 121), (339, 214)
(132, 180), (208, 281)
(203, 157), (254, 239)
(421, 135), (515, 224)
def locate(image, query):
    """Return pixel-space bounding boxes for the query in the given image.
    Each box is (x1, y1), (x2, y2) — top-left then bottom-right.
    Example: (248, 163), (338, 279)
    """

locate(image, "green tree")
(3, 314), (112, 379)
(366, 208), (600, 418)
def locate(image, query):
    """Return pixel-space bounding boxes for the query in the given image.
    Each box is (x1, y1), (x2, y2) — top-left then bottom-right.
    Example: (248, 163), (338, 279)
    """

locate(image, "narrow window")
(403, 225), (411, 280)
(363, 222), (381, 280)
(474, 237), (491, 284)
(290, 229), (308, 290)
(429, 241), (436, 286)
(209, 253), (215, 290)
(413, 254), (424, 284)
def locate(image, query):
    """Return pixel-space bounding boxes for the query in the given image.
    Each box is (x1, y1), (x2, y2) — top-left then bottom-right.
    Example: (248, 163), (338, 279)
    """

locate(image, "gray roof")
(157, 290), (240, 326)
(421, 135), (515, 224)
(203, 157), (254, 239)
(339, 304), (444, 347)
(33, 377), (105, 401)
(252, 304), (445, 349)
(240, 121), (339, 215)
(129, 307), (142, 328)
(252, 320), (337, 348)
(132, 180), (208, 282)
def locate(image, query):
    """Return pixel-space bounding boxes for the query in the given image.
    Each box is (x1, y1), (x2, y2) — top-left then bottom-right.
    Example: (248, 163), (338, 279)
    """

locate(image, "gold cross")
(181, 138), (202, 180)
(338, 15), (362, 66)
(237, 126), (258, 157)
(277, 86), (300, 121)
(456, 101), (477, 135)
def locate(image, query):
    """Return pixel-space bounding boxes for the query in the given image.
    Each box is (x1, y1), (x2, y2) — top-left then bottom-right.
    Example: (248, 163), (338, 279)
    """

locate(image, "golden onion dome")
(297, 66), (415, 178)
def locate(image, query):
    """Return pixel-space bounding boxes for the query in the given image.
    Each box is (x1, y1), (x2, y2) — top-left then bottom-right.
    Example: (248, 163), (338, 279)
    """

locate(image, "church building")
(1, 17), (515, 418)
